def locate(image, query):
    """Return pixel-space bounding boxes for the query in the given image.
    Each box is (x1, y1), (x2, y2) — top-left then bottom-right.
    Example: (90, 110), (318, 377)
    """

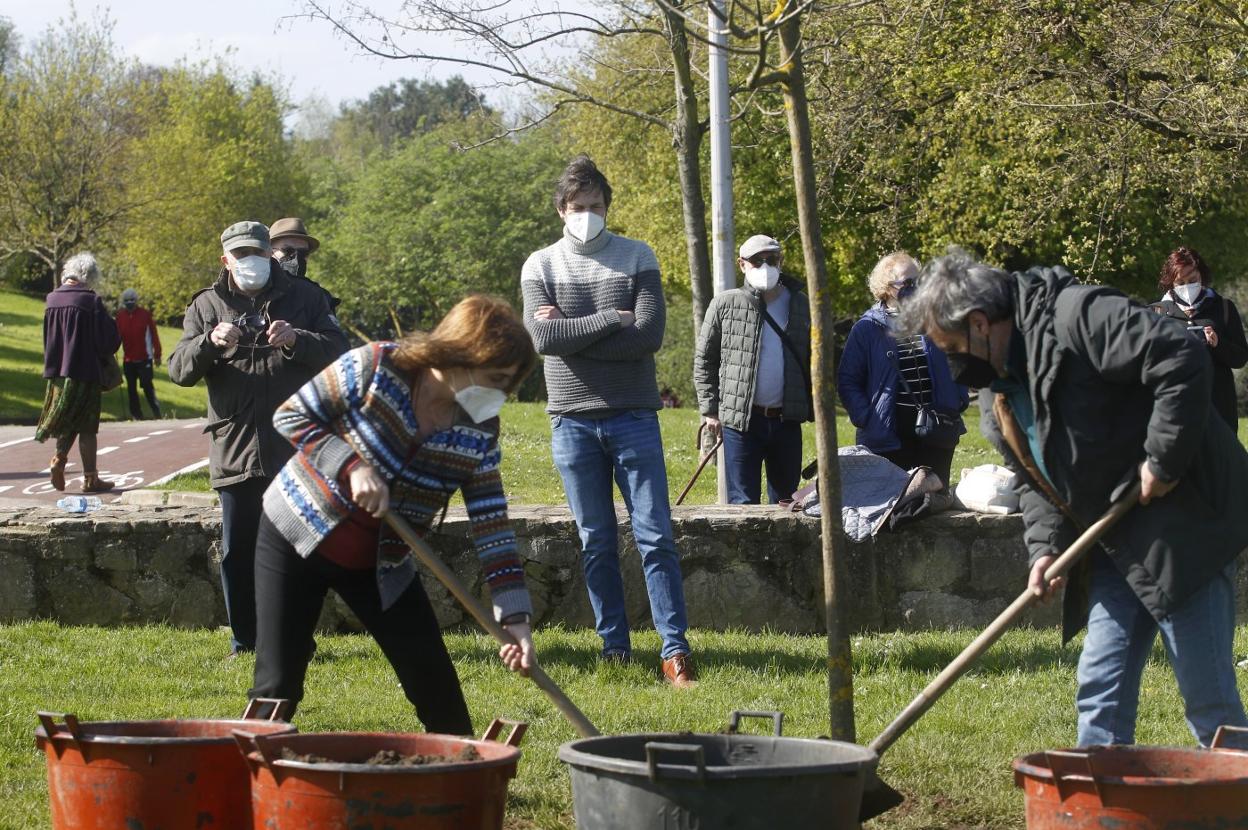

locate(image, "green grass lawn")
(0, 289), (208, 422)
(2, 621), (1230, 829)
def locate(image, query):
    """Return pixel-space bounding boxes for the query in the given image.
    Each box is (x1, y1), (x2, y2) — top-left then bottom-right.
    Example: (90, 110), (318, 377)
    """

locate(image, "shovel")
(858, 480), (1142, 821)
(675, 422), (723, 506)
(383, 512), (601, 739)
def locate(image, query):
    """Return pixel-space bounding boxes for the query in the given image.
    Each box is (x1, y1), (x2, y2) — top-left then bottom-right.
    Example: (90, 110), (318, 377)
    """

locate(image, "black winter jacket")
(1148, 291), (1247, 432)
(980, 267), (1248, 642)
(168, 263), (349, 488)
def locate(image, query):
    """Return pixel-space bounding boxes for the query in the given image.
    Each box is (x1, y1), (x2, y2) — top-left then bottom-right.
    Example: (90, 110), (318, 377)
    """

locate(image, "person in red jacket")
(115, 288), (163, 420)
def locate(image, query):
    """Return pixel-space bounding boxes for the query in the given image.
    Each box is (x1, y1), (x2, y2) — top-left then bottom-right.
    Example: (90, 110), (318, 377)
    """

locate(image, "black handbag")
(891, 347), (961, 449)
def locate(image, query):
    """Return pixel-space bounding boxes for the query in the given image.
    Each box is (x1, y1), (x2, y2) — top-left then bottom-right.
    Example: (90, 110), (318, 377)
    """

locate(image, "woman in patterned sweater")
(249, 295), (538, 733)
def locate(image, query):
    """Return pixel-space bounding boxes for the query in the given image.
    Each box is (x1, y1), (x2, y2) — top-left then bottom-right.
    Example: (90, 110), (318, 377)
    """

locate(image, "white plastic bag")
(955, 464), (1020, 514)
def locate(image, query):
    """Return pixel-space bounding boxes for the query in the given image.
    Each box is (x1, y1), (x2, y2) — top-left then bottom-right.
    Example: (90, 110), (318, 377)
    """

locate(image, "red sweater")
(115, 307), (162, 364)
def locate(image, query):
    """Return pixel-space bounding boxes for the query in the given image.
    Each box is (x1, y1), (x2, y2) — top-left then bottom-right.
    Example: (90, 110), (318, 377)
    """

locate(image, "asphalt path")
(0, 418), (209, 507)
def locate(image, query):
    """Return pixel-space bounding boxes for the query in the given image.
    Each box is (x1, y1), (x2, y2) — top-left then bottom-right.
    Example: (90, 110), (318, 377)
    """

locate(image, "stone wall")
(1, 504), (1244, 633)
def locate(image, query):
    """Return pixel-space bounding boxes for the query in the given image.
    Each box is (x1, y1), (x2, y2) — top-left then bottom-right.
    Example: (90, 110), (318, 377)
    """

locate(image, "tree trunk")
(777, 11), (855, 742)
(665, 4), (714, 336)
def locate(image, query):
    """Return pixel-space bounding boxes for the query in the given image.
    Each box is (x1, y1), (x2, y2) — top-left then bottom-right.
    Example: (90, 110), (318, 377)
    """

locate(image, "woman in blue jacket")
(837, 252), (969, 487)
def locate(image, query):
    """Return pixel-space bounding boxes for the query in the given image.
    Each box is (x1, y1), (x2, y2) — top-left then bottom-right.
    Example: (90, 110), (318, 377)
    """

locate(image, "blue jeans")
(722, 411), (803, 504)
(550, 409), (690, 659)
(1076, 553), (1248, 747)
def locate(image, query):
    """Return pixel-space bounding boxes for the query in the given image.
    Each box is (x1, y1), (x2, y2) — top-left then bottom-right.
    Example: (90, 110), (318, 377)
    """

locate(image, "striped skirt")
(34, 378), (102, 442)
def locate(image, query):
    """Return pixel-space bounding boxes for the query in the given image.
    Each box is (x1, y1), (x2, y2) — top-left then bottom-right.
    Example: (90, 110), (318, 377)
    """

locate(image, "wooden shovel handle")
(382, 512), (601, 738)
(868, 482), (1141, 755)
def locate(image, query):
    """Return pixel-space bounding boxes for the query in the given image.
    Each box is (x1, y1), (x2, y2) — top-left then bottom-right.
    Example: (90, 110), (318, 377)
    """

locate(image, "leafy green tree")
(0, 12), (149, 290)
(338, 76), (491, 149)
(317, 118), (564, 340)
(118, 66), (307, 319)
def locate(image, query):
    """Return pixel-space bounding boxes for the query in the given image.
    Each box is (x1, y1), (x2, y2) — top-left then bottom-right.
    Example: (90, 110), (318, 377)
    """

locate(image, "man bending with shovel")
(896, 248), (1248, 748)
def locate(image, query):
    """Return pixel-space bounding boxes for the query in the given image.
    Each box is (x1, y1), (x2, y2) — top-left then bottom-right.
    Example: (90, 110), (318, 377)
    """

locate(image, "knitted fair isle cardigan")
(262, 342), (532, 619)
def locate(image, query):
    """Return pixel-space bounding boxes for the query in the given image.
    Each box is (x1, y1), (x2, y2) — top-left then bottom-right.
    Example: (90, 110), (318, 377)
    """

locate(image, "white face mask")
(744, 262), (780, 292)
(230, 254), (271, 292)
(454, 373), (507, 423)
(1173, 282), (1203, 306)
(564, 211), (605, 243)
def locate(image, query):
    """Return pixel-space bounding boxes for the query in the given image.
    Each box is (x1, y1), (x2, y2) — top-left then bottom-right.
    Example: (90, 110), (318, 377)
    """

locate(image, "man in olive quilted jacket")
(694, 234), (812, 504)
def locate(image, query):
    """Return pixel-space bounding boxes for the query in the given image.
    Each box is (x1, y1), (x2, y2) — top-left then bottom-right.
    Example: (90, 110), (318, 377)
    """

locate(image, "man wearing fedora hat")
(170, 220), (349, 658)
(270, 217), (341, 314)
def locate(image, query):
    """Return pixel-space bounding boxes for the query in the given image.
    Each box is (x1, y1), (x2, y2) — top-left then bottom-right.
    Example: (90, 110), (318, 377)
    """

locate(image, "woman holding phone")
(1150, 247), (1248, 433)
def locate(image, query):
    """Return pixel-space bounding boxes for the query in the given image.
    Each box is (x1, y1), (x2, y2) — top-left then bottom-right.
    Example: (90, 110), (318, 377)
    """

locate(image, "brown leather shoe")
(49, 455), (67, 491)
(81, 472), (115, 493)
(661, 653), (697, 688)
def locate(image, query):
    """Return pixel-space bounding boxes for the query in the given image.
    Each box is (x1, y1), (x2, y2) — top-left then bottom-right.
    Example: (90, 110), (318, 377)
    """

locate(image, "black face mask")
(947, 321), (998, 388)
(277, 249), (308, 278)
(947, 352), (997, 388)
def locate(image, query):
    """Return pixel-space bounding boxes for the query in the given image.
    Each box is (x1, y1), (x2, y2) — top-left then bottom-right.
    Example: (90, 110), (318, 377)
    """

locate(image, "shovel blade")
(859, 769), (905, 822)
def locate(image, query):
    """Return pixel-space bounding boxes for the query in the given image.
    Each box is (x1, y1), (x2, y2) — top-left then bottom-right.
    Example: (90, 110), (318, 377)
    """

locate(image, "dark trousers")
(249, 515), (472, 733)
(722, 411), (803, 504)
(123, 360), (161, 419)
(881, 405), (955, 489)
(218, 477), (269, 653)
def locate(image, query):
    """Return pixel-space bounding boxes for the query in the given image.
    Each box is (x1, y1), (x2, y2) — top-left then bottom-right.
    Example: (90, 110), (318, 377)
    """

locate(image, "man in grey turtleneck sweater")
(521, 155), (695, 687)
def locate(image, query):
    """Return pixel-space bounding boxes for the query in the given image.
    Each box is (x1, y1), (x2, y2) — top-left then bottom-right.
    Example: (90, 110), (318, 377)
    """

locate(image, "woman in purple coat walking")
(35, 252), (122, 493)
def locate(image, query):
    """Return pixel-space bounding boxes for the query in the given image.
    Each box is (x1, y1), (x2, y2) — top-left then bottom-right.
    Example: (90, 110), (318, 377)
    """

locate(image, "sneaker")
(661, 653), (697, 688)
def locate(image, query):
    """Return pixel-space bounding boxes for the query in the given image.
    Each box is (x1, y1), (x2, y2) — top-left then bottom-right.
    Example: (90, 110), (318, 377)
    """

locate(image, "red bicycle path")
(0, 418), (209, 507)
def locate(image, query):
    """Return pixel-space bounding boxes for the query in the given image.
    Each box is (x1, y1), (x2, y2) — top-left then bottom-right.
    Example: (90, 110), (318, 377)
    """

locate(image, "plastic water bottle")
(56, 496), (103, 513)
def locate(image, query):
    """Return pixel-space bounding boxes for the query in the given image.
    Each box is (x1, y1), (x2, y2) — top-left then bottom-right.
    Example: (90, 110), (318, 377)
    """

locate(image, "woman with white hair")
(35, 252), (122, 493)
(836, 251), (968, 487)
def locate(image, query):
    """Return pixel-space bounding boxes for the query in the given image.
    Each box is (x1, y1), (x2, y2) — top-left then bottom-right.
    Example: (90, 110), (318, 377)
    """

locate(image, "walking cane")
(675, 422), (723, 506)
(382, 512), (601, 738)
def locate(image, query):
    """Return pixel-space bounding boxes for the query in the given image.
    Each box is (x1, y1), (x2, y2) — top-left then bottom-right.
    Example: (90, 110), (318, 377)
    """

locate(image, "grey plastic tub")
(557, 711), (878, 830)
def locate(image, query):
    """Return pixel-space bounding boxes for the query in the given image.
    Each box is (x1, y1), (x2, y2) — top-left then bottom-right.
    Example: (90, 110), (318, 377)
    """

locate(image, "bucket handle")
(36, 712), (85, 760)
(728, 710), (784, 736)
(1211, 725), (1248, 750)
(1044, 749), (1104, 804)
(241, 697), (293, 722)
(645, 742), (706, 782)
(481, 718), (528, 748)
(232, 729), (281, 772)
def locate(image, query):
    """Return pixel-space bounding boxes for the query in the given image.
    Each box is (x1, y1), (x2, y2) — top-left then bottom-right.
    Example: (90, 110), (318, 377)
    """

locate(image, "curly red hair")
(1158, 246), (1210, 293)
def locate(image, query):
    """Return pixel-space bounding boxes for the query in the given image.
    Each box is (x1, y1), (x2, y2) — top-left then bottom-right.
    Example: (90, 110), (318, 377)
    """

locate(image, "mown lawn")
(2, 621), (1231, 829)
(0, 289), (208, 423)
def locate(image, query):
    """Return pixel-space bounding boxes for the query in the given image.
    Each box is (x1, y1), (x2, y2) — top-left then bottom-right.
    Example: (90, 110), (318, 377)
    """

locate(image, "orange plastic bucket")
(35, 701), (295, 830)
(236, 718), (526, 830)
(1013, 728), (1248, 830)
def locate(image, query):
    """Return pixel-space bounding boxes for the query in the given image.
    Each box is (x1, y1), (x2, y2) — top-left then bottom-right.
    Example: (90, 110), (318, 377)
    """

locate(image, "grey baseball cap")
(739, 234), (781, 259)
(220, 221), (271, 253)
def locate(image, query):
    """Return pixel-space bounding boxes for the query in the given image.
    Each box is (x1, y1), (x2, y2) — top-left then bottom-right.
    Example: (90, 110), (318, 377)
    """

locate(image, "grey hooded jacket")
(980, 267), (1248, 642)
(693, 275), (813, 432)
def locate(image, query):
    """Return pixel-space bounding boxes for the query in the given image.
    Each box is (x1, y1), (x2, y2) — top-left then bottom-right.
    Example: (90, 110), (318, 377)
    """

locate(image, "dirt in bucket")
(279, 745), (482, 766)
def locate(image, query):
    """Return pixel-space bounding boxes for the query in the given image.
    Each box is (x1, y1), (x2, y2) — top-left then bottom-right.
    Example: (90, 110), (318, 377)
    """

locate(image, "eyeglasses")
(746, 252), (781, 268)
(890, 278), (916, 291)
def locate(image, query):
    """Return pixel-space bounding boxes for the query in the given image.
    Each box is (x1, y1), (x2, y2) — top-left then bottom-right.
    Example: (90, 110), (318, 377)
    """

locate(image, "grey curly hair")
(867, 251), (920, 301)
(60, 252), (101, 285)
(895, 248), (1014, 337)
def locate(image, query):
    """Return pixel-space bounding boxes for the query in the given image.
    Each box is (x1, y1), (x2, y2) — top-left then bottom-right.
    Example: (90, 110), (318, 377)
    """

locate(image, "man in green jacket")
(694, 234), (812, 503)
(170, 220), (349, 657)
(897, 248), (1248, 748)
